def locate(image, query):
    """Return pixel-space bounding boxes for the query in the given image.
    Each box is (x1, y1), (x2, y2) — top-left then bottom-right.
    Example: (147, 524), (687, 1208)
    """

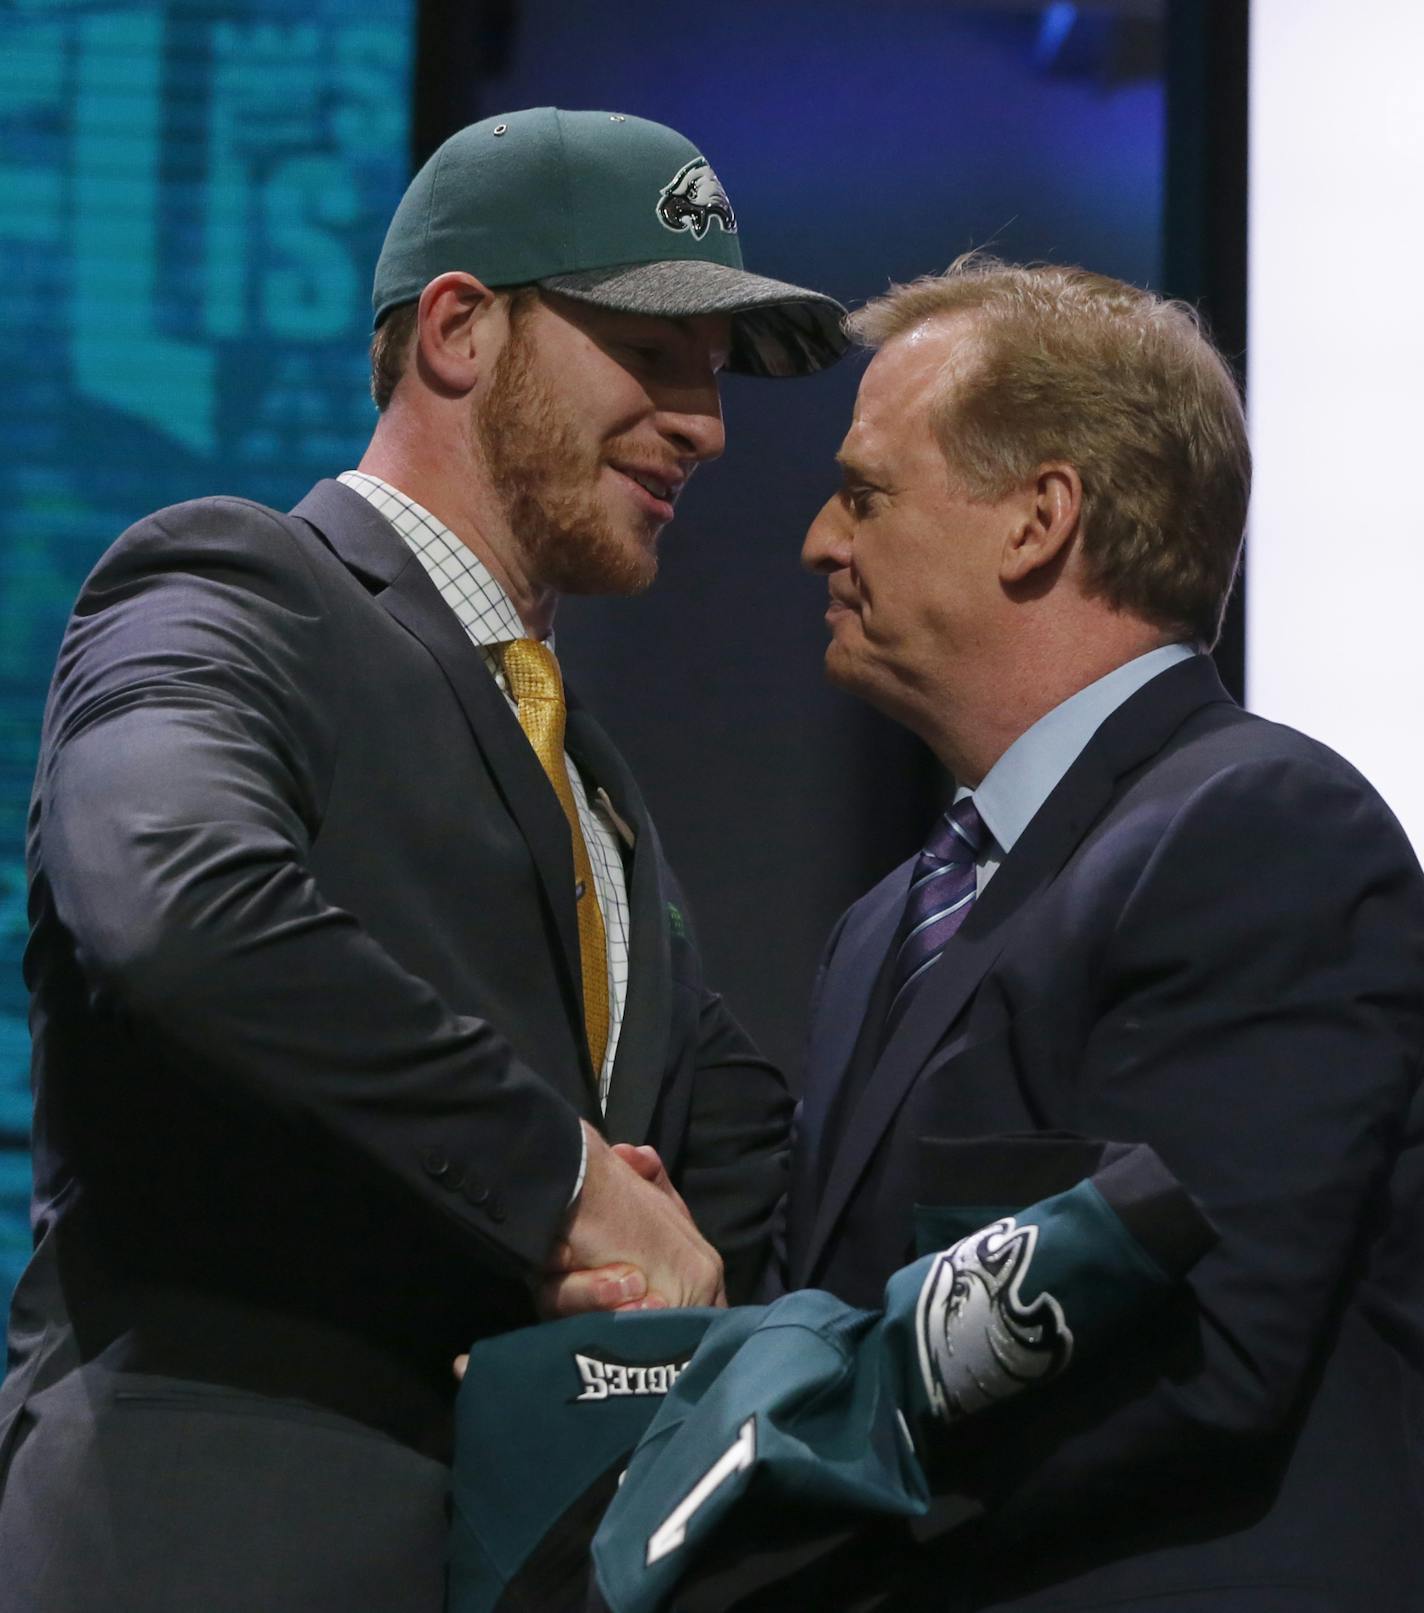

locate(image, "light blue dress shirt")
(963, 643), (1200, 893)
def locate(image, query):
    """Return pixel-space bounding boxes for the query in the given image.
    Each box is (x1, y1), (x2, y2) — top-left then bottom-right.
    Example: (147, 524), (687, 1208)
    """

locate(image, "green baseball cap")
(372, 107), (848, 378)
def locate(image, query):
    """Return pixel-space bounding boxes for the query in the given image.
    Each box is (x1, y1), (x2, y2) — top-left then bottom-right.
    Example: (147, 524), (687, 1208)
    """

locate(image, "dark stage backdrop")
(458, 0), (1168, 1078)
(0, 0), (1171, 1307)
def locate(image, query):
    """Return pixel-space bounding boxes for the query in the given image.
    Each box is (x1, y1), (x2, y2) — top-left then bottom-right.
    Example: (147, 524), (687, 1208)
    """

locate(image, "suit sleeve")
(954, 753), (1424, 1542)
(37, 501), (583, 1278)
(649, 869), (791, 1305)
(761, 904), (854, 1303)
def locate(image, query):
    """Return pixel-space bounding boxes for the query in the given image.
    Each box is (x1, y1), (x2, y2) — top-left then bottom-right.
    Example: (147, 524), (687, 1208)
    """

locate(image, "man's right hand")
(542, 1123), (725, 1317)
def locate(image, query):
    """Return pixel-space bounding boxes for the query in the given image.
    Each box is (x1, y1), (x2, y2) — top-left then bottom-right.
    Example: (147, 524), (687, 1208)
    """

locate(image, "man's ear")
(414, 272), (497, 397)
(1000, 463), (1082, 584)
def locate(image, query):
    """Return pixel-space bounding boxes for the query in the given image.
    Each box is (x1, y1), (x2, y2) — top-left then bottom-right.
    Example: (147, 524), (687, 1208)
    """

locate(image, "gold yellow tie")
(500, 639), (610, 1082)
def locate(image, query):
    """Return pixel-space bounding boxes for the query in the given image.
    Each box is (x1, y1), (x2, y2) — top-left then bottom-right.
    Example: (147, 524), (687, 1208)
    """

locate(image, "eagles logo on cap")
(656, 158), (737, 240)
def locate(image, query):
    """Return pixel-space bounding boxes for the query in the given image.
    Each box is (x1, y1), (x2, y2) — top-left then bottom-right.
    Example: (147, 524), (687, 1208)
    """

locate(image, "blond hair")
(849, 254), (1250, 645)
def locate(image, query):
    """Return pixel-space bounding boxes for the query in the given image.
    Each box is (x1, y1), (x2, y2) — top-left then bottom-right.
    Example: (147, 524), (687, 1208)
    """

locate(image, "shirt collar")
(338, 470), (537, 650)
(968, 642), (1200, 856)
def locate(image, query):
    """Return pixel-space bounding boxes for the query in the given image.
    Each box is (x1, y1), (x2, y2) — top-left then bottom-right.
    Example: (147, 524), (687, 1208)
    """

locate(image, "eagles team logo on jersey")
(914, 1217), (1073, 1423)
(656, 158), (738, 239)
(572, 1350), (691, 1403)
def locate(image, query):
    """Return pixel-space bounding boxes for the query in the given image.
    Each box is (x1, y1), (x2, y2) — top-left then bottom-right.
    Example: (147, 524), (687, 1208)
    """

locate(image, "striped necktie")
(885, 797), (987, 1034)
(500, 639), (609, 1083)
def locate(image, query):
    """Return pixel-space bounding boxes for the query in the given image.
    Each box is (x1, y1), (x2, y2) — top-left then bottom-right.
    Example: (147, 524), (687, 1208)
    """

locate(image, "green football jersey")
(450, 1138), (1213, 1613)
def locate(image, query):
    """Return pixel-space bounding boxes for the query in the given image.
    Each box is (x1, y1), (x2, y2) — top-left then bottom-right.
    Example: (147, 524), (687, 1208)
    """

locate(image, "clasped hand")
(454, 1130), (723, 1382)
(543, 1126), (726, 1316)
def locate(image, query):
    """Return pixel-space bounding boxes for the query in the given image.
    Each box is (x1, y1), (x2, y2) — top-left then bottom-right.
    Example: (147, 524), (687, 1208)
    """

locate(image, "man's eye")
(847, 486), (881, 516)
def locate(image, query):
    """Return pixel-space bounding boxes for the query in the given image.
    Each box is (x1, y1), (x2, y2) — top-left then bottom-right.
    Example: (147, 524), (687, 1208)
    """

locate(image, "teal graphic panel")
(0, 0), (412, 1308)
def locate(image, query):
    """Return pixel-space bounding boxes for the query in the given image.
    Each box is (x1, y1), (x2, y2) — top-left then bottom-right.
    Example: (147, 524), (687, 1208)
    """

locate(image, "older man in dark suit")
(0, 109), (847, 1612)
(782, 257), (1424, 1611)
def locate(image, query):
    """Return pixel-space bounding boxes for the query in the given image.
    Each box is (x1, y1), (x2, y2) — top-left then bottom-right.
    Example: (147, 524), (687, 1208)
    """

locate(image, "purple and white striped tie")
(885, 797), (987, 1032)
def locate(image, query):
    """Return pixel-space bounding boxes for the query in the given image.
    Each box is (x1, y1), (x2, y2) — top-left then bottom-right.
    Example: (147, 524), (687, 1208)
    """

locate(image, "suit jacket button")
(486, 1191), (505, 1223)
(462, 1178), (489, 1207)
(422, 1149), (449, 1179)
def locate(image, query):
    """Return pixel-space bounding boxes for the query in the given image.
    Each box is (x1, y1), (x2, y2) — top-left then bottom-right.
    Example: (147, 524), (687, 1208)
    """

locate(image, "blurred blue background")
(0, 0), (1164, 1309)
(0, 0), (414, 1304)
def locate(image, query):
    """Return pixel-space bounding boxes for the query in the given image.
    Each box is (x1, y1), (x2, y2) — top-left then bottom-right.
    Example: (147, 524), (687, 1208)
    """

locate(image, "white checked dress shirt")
(339, 471), (630, 1112)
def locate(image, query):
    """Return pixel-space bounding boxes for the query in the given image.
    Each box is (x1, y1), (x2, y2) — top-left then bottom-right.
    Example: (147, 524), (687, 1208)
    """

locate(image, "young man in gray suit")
(0, 109), (845, 1612)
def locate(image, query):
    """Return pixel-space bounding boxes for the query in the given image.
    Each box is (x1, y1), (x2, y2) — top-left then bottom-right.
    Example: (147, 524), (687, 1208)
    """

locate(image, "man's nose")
(661, 380), (726, 465)
(802, 495), (850, 573)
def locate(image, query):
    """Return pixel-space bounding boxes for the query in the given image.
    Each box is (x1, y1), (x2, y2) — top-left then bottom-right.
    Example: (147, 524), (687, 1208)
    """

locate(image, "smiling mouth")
(631, 470), (674, 500)
(610, 465), (681, 521)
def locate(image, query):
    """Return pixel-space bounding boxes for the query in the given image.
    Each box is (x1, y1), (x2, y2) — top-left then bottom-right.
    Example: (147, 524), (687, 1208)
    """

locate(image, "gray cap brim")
(537, 259), (849, 378)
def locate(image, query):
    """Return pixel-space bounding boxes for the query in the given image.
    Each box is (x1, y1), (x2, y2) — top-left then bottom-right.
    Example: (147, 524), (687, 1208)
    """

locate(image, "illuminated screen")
(0, 0), (412, 1302)
(1247, 0), (1424, 852)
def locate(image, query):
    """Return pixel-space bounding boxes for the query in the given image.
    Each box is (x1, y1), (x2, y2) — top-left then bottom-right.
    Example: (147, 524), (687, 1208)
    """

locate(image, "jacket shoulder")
(83, 494), (332, 602)
(115, 493), (311, 553)
(1167, 703), (1406, 819)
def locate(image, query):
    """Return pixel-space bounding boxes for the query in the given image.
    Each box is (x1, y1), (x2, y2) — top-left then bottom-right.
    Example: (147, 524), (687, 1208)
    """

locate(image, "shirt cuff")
(566, 1123), (588, 1208)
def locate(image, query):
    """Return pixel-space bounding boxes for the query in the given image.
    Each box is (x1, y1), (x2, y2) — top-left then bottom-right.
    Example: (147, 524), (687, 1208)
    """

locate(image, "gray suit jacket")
(0, 479), (789, 1611)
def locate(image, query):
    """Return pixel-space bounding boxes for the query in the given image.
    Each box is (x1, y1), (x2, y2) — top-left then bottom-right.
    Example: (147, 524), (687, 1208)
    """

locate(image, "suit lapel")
(803, 654), (1234, 1279)
(796, 866), (911, 1174)
(290, 481), (588, 1077)
(565, 705), (672, 1145)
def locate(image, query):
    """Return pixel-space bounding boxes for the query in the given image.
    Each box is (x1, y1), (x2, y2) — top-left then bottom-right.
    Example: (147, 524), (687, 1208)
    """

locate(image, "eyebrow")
(835, 451), (877, 483)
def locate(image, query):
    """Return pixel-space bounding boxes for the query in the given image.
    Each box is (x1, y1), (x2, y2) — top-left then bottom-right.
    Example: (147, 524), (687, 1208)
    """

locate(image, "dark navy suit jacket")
(781, 655), (1424, 1613)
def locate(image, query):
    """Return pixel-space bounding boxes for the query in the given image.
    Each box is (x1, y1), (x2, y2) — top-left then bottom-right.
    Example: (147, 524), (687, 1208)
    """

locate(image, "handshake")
(460, 1123), (724, 1384)
(546, 1123), (728, 1316)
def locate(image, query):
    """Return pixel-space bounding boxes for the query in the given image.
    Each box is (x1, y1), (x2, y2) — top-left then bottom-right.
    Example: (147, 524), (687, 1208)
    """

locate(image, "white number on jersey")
(645, 1416), (757, 1566)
